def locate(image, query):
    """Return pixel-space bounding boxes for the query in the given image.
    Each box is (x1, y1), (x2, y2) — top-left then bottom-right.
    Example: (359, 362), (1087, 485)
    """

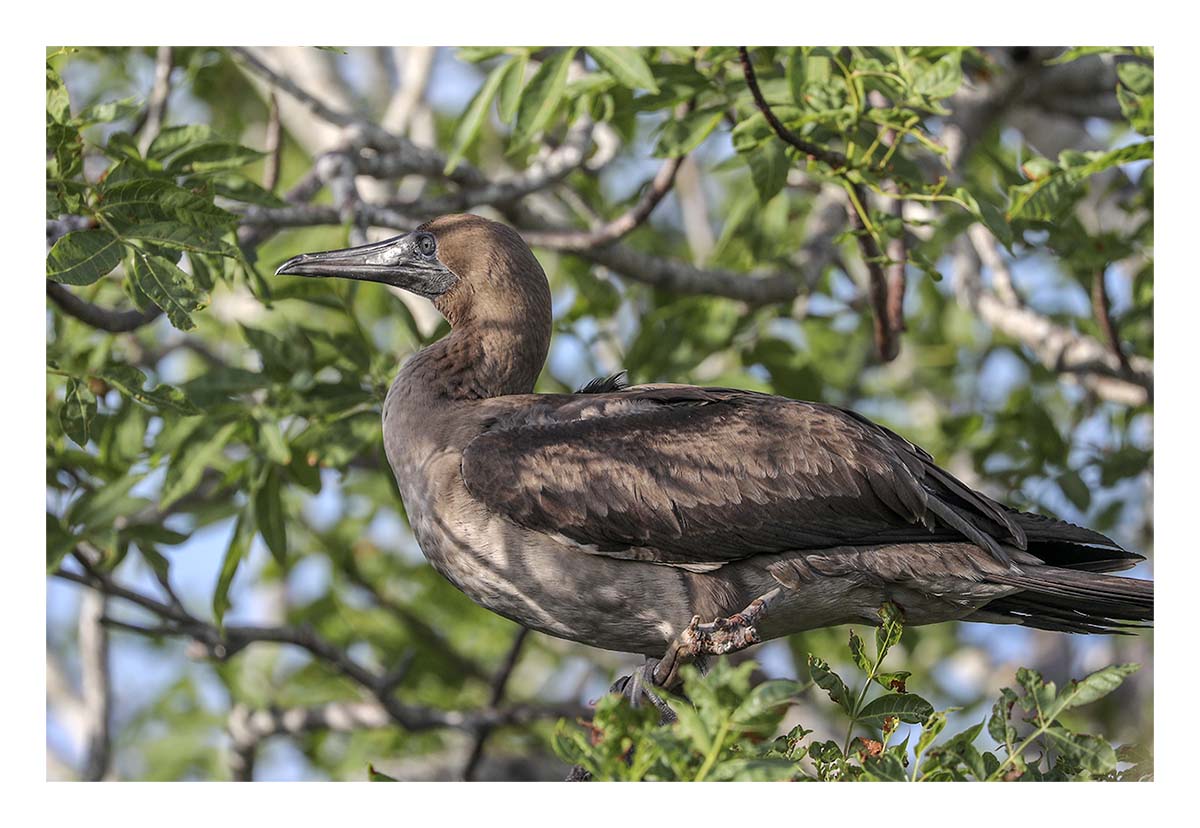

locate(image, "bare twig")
(137, 46), (174, 156)
(79, 588), (112, 780)
(389, 116), (596, 214)
(967, 223), (1022, 307)
(262, 91), (282, 192)
(47, 282), (163, 333)
(522, 155), (685, 251)
(1092, 268), (1133, 375)
(462, 627), (529, 781)
(577, 243), (802, 306)
(885, 197), (907, 340)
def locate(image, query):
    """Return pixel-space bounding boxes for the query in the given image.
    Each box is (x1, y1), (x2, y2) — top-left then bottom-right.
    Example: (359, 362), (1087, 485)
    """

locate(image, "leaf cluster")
(554, 605), (1148, 781)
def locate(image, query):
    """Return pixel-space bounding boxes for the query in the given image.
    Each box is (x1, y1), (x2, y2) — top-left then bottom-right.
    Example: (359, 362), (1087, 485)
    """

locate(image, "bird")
(276, 213), (1153, 691)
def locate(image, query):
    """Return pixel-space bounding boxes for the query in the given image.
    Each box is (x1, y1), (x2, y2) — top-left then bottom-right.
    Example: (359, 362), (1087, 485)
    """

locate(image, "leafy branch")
(556, 604), (1146, 782)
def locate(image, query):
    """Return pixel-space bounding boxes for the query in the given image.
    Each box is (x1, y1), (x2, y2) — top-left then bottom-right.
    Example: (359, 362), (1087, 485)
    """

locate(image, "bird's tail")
(974, 565), (1153, 634)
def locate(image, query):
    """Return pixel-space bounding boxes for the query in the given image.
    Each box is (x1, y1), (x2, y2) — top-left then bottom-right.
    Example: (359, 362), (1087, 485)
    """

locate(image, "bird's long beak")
(275, 236), (409, 282)
(274, 234), (456, 298)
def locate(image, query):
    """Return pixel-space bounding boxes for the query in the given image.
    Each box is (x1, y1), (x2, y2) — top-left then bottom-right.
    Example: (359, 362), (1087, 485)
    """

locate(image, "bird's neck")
(393, 307), (550, 403)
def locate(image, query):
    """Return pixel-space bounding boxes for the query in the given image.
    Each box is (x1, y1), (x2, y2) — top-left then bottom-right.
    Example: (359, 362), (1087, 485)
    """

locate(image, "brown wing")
(461, 385), (1028, 568)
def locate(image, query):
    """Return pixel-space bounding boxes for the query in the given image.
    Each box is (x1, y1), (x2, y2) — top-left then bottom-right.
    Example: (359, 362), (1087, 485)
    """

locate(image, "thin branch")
(1091, 268), (1132, 375)
(576, 243), (802, 306)
(262, 91), (282, 192)
(739, 47), (897, 361)
(78, 588), (112, 780)
(382, 116), (596, 214)
(229, 47), (362, 134)
(137, 46), (174, 156)
(53, 561), (584, 768)
(462, 627), (529, 781)
(967, 223), (1022, 307)
(737, 47), (848, 169)
(320, 150), (368, 246)
(885, 196), (907, 340)
(952, 239), (1151, 405)
(522, 154), (685, 251)
(47, 282), (163, 333)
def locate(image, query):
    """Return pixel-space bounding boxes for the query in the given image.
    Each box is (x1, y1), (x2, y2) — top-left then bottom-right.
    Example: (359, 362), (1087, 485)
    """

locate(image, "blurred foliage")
(555, 605), (1147, 781)
(46, 45), (1151, 780)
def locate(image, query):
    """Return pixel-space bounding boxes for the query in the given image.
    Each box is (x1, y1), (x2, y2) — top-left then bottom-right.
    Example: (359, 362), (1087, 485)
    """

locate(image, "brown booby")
(277, 213), (1153, 689)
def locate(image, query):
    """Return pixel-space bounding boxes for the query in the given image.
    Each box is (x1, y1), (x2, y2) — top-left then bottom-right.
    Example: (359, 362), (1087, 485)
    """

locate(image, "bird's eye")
(417, 234), (436, 256)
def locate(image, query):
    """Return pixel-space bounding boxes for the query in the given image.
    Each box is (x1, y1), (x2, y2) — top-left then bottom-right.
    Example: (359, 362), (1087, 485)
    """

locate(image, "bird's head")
(275, 213), (550, 330)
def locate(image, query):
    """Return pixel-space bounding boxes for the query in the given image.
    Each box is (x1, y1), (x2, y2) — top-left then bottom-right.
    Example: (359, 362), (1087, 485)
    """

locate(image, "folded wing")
(461, 385), (1068, 570)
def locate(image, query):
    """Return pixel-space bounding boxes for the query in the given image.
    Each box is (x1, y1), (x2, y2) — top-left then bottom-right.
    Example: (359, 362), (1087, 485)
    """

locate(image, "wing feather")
(461, 386), (1028, 567)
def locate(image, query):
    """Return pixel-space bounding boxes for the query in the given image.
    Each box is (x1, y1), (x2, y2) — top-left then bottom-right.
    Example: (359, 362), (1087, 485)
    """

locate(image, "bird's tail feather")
(978, 566), (1153, 634)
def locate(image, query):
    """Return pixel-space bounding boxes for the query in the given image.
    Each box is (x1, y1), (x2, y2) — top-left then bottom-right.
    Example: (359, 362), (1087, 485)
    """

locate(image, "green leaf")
(1047, 47), (1144, 65)
(1058, 470), (1091, 511)
(67, 473), (145, 531)
(1008, 142), (1153, 221)
(444, 58), (513, 174)
(858, 692), (934, 725)
(511, 47), (577, 150)
(1042, 727), (1118, 775)
(912, 52), (962, 99)
(160, 421), (239, 509)
(147, 124), (216, 159)
(848, 629), (870, 674)
(100, 178), (236, 231)
(166, 141), (266, 175)
(457, 47), (511, 63)
(876, 602), (903, 660)
(253, 466), (288, 566)
(47, 229), (124, 286)
(1117, 62), (1154, 96)
(59, 379), (97, 446)
(366, 764), (398, 781)
(988, 688), (1017, 746)
(46, 64), (71, 123)
(47, 513), (75, 572)
(99, 364), (200, 415)
(195, 172), (286, 207)
(213, 508), (253, 627)
(745, 142), (789, 203)
(655, 107), (724, 158)
(915, 710), (949, 758)
(587, 47), (659, 93)
(808, 655), (852, 713)
(731, 679), (803, 732)
(127, 249), (204, 330)
(258, 420), (292, 464)
(124, 222), (238, 258)
(497, 52), (528, 123)
(1048, 663), (1140, 719)
(76, 97), (139, 125)
(707, 758), (797, 782)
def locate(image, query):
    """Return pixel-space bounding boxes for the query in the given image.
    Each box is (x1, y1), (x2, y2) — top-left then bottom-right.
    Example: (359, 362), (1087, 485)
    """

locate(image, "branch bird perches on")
(275, 213), (1152, 706)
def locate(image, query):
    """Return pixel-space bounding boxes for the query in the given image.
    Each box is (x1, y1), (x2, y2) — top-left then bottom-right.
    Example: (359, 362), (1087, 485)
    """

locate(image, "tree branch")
(46, 282), (163, 333)
(522, 154), (684, 251)
(137, 46), (174, 156)
(1091, 268), (1132, 375)
(78, 588), (112, 781)
(53, 558), (583, 779)
(953, 239), (1151, 406)
(462, 627), (529, 781)
(739, 46), (897, 361)
(262, 91), (282, 192)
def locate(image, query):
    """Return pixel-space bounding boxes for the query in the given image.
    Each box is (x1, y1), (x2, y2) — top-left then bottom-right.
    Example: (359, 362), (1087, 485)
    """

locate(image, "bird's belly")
(397, 453), (689, 656)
